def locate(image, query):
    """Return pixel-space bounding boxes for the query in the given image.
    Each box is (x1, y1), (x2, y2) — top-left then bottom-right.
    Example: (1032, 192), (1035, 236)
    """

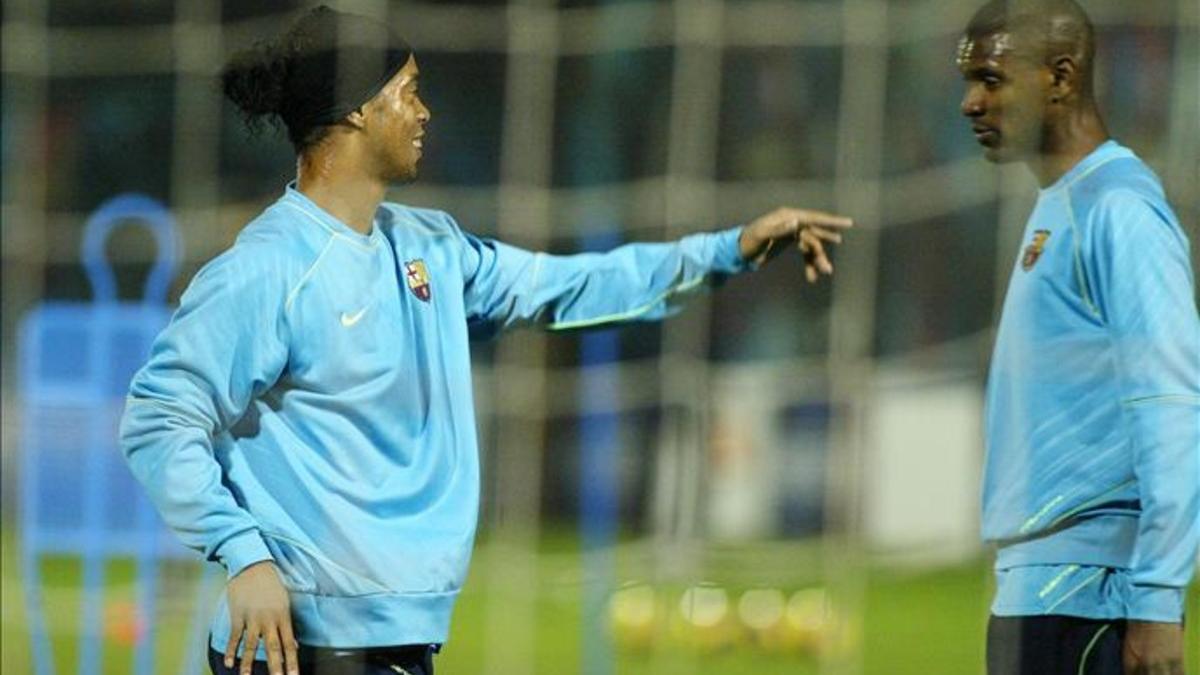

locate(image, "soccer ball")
(779, 586), (860, 657)
(608, 583), (659, 652)
(781, 587), (828, 654)
(672, 584), (740, 652)
(736, 588), (788, 651)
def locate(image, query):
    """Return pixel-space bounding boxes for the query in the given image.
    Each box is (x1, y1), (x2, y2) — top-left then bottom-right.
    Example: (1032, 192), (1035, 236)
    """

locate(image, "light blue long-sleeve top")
(982, 140), (1200, 621)
(119, 185), (749, 653)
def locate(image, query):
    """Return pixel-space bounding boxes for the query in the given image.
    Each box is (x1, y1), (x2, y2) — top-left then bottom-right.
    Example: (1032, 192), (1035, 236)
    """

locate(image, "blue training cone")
(18, 194), (218, 675)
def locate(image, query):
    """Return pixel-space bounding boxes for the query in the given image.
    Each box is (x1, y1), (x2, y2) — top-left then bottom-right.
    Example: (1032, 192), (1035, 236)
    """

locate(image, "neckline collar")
(1039, 139), (1129, 194)
(282, 182), (381, 246)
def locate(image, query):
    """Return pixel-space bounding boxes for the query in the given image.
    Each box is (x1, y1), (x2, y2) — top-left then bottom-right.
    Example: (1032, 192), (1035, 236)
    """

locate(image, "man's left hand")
(1124, 620), (1186, 675)
(738, 207), (854, 282)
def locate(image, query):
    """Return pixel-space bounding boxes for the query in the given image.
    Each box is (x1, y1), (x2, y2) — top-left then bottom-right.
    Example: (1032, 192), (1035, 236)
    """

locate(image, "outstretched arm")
(458, 207), (852, 337)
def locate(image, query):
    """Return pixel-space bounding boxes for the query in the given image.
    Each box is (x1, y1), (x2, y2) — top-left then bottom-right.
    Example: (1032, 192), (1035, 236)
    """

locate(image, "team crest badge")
(405, 259), (432, 302)
(1021, 230), (1051, 271)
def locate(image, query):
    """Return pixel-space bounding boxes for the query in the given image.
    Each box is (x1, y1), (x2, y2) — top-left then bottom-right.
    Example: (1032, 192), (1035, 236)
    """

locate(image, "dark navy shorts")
(987, 614), (1124, 675)
(208, 641), (438, 675)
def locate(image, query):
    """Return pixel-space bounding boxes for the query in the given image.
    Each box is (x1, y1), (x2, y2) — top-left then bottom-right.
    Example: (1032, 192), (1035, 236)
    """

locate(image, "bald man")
(957, 1), (1199, 674)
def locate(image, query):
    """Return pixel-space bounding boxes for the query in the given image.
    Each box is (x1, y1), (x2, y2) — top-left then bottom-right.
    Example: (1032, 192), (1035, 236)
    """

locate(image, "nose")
(961, 85), (984, 118)
(417, 98), (431, 124)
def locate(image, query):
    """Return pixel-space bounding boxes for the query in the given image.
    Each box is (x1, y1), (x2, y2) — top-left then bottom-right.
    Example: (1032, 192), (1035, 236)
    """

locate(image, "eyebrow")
(963, 65), (1003, 78)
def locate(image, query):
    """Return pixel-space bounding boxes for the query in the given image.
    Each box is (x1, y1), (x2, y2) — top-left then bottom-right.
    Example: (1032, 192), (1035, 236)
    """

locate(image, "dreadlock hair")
(221, 5), (413, 153)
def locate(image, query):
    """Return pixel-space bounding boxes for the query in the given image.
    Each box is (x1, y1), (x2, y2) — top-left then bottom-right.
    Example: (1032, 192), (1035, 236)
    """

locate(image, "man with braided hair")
(119, 6), (852, 675)
(958, 1), (1199, 673)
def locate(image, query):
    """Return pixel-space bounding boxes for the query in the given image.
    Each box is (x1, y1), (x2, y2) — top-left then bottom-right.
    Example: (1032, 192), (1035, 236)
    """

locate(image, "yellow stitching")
(1038, 565), (1080, 599)
(547, 275), (707, 331)
(1044, 568), (1105, 614)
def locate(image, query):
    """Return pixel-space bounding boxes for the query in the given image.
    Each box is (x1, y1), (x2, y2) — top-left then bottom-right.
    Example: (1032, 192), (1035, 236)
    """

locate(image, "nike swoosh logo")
(340, 307), (368, 327)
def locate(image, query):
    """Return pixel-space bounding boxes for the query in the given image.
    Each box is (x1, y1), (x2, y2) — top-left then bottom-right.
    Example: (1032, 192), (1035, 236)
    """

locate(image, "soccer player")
(957, 1), (1200, 673)
(118, 6), (852, 675)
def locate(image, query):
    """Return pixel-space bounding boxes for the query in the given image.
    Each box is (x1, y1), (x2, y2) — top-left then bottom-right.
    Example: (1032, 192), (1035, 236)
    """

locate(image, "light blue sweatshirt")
(982, 141), (1200, 621)
(119, 185), (749, 652)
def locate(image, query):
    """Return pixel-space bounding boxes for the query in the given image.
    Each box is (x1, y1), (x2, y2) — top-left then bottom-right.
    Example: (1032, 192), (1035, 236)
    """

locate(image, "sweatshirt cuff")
(711, 226), (752, 274)
(1126, 585), (1185, 622)
(215, 529), (274, 579)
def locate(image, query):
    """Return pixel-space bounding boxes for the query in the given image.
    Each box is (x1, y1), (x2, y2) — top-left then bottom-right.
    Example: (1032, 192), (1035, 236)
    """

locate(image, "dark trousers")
(987, 615), (1125, 675)
(208, 643), (437, 675)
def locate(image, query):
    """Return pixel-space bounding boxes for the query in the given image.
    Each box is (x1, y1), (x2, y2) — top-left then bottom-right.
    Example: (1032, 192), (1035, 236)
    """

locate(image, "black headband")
(280, 7), (413, 134)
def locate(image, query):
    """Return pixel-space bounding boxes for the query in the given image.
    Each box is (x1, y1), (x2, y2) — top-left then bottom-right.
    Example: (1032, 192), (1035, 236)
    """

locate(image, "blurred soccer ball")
(776, 586), (859, 657)
(782, 587), (828, 655)
(736, 588), (788, 651)
(608, 583), (659, 652)
(672, 584), (740, 652)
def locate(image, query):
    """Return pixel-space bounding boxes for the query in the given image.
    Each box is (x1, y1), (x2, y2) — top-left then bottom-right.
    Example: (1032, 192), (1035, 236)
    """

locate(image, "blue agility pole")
(578, 230), (621, 675)
(19, 194), (215, 675)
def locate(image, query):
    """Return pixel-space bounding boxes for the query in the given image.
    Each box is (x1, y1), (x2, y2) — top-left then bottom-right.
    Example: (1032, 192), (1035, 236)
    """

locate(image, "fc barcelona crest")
(1021, 230), (1051, 271)
(405, 259), (432, 302)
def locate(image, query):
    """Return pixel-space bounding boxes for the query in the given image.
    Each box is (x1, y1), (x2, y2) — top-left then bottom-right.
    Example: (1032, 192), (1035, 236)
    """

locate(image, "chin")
(982, 145), (1016, 164)
(388, 164), (420, 185)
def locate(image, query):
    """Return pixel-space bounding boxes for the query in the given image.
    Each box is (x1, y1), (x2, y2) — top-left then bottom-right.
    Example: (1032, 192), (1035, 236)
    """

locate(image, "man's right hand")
(1123, 620), (1186, 675)
(224, 561), (299, 675)
(737, 207), (854, 281)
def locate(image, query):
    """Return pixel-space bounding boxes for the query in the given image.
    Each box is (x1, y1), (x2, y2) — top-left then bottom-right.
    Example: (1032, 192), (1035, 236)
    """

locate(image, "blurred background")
(2, 0), (1197, 673)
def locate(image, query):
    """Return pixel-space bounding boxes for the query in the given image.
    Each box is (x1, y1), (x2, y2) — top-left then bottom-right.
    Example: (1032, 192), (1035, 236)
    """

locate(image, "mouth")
(972, 125), (998, 146)
(411, 132), (425, 151)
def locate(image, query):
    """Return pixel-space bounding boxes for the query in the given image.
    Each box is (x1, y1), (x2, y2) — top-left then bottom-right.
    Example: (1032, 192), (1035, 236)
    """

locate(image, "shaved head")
(961, 0), (1096, 95)
(957, 0), (1109, 182)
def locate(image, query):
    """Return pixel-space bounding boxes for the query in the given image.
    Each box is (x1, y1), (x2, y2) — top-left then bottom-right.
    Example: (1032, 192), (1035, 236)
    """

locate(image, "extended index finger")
(791, 209), (854, 229)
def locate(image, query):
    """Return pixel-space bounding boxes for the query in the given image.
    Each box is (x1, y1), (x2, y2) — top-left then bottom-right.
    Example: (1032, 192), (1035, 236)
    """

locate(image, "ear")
(344, 106), (368, 131)
(1048, 55), (1077, 104)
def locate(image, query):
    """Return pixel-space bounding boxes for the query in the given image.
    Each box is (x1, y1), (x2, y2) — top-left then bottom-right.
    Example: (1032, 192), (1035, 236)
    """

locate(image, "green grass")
(3, 531), (1197, 674)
